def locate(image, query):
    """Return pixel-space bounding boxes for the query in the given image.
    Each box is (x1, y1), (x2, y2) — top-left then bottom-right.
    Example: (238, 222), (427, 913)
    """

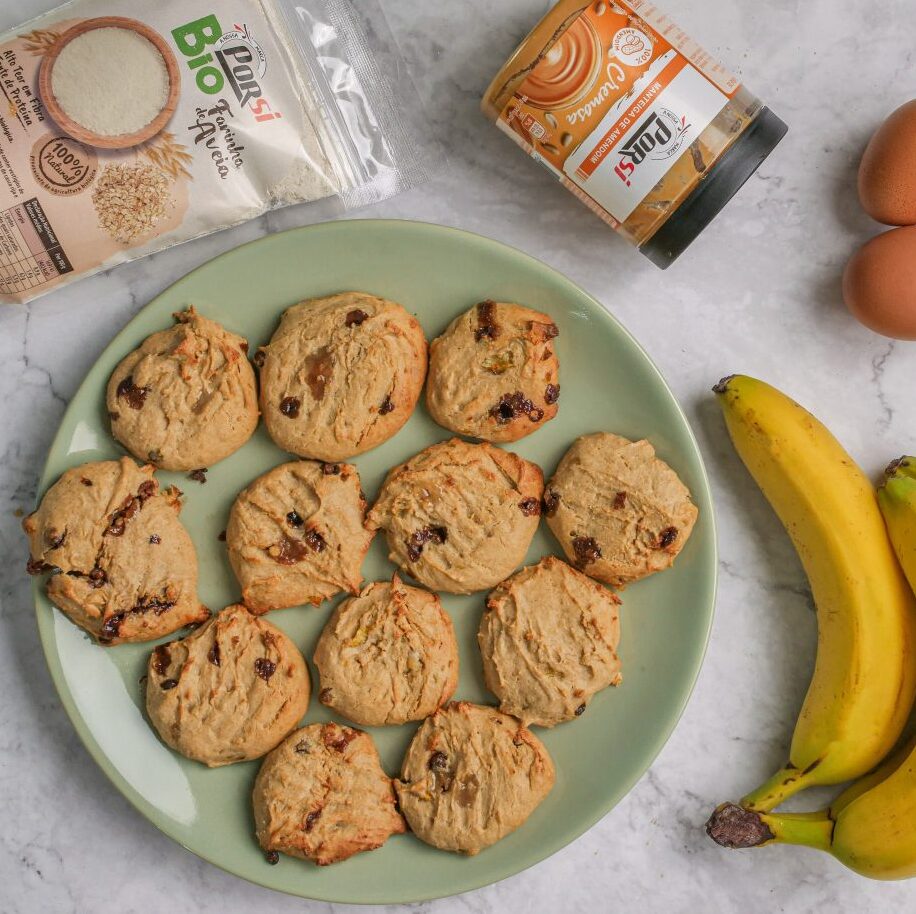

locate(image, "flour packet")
(0, 0), (432, 303)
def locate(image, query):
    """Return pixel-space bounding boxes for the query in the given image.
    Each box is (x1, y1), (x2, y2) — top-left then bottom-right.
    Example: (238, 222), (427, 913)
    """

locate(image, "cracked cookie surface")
(146, 603), (310, 766)
(106, 307), (258, 471)
(314, 574), (458, 726)
(394, 702), (554, 855)
(253, 722), (405, 866)
(226, 460), (373, 613)
(366, 438), (544, 594)
(544, 433), (698, 587)
(23, 457), (207, 644)
(479, 556), (621, 727)
(427, 300), (560, 442)
(259, 292), (427, 461)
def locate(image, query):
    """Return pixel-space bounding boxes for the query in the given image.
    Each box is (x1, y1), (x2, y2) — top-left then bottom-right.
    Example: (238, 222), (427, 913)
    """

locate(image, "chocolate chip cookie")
(258, 292), (427, 461)
(23, 457), (207, 645)
(226, 460), (373, 613)
(394, 702), (555, 855)
(427, 300), (560, 442)
(106, 307), (258, 472)
(253, 722), (405, 866)
(544, 433), (698, 587)
(313, 574), (459, 726)
(366, 438), (544, 594)
(479, 556), (622, 727)
(146, 604), (310, 766)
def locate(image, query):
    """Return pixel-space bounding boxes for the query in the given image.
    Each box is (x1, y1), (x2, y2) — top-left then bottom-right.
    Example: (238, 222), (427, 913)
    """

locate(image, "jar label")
(563, 53), (727, 221)
(497, 0), (738, 229)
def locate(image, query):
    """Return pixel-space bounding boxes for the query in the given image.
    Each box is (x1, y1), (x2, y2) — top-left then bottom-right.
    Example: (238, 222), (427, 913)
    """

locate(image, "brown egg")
(843, 226), (916, 339)
(859, 100), (916, 225)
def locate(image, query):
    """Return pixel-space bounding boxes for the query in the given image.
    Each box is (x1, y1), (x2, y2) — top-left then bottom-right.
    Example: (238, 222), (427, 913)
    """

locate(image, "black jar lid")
(640, 107), (788, 269)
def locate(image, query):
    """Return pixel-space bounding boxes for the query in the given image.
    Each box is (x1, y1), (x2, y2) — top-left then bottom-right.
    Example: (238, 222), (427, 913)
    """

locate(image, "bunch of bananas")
(705, 375), (916, 880)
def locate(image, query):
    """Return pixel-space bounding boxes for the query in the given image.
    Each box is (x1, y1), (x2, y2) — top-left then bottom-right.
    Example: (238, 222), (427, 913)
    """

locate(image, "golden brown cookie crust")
(426, 300), (560, 442)
(259, 292), (428, 461)
(395, 702), (555, 855)
(226, 460), (373, 613)
(146, 604), (310, 766)
(314, 574), (459, 726)
(23, 457), (207, 645)
(107, 307), (258, 472)
(253, 722), (405, 866)
(366, 438), (544, 594)
(479, 556), (621, 727)
(544, 433), (699, 587)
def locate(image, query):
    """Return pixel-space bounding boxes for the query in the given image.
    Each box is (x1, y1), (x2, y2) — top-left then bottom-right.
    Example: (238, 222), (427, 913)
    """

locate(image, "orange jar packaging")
(482, 0), (787, 267)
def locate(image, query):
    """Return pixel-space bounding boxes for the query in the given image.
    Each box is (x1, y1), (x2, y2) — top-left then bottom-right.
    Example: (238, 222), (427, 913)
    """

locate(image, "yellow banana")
(879, 457), (916, 599)
(713, 376), (916, 812)
(705, 730), (916, 879)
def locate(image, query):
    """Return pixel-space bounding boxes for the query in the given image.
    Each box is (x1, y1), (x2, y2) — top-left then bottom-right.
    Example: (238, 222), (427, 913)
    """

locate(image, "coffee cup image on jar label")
(523, 14), (603, 111)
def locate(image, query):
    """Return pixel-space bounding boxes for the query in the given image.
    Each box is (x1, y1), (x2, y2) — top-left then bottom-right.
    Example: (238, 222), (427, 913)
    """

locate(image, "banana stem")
(707, 804), (834, 852)
(740, 765), (820, 812)
(765, 811), (835, 850)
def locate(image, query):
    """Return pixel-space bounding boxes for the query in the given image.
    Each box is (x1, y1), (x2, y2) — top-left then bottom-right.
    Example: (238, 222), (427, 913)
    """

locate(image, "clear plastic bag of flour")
(262, 0), (435, 210)
(0, 0), (436, 303)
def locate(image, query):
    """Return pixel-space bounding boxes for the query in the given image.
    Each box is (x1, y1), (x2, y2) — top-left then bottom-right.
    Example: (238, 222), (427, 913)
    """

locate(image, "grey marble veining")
(2, 0), (915, 911)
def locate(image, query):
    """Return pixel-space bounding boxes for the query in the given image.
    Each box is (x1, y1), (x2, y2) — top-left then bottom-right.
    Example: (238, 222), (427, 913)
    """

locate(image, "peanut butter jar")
(482, 0), (787, 268)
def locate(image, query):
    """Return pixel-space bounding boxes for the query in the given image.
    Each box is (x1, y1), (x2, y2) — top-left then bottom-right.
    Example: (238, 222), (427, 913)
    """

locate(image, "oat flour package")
(0, 0), (430, 302)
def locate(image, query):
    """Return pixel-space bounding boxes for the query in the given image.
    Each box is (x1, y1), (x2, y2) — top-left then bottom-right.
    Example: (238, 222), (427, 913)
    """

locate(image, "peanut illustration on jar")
(619, 33), (645, 56)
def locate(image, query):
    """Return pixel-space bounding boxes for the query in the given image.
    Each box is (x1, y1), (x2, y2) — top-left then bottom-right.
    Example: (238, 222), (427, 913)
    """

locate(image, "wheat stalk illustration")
(139, 132), (194, 180)
(20, 28), (62, 55)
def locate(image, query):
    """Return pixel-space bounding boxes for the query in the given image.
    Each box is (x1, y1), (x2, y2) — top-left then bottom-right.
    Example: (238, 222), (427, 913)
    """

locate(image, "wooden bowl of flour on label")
(39, 16), (180, 150)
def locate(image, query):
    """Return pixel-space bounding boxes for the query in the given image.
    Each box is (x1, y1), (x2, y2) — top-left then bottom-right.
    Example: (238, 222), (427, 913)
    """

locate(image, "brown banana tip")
(705, 803), (774, 849)
(712, 375), (737, 395)
(885, 457), (910, 478)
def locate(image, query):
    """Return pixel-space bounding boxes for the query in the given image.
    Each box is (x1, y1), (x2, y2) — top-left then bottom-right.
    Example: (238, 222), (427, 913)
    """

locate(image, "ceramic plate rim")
(33, 218), (718, 904)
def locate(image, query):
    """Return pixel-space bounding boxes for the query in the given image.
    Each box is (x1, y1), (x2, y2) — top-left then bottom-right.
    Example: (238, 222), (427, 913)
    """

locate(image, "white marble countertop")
(3, 0), (915, 910)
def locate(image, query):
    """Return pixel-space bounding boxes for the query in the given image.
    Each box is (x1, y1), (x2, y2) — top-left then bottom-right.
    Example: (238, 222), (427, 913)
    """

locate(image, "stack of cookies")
(24, 294), (698, 865)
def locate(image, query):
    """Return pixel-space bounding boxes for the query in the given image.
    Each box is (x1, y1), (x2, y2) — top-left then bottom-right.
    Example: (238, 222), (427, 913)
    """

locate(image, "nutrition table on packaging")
(0, 197), (71, 295)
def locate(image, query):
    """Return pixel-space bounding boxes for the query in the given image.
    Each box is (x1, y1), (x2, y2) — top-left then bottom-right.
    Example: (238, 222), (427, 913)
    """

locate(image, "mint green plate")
(35, 220), (716, 903)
